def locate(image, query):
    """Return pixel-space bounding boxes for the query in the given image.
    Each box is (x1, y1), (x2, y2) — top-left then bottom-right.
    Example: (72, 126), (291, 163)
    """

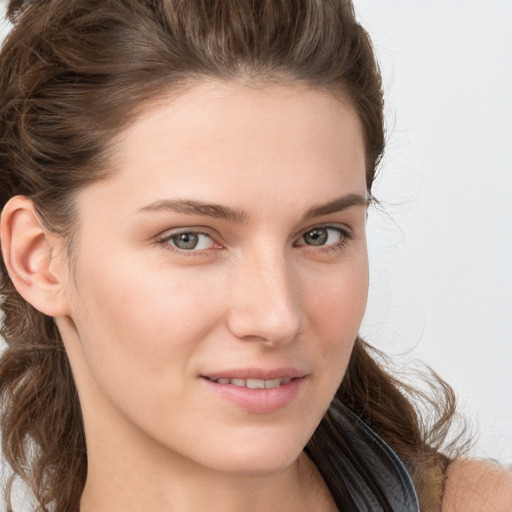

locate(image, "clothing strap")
(307, 402), (420, 512)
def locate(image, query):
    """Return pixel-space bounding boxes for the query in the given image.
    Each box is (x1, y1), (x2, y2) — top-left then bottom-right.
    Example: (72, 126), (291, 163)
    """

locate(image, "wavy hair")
(0, 1), (463, 510)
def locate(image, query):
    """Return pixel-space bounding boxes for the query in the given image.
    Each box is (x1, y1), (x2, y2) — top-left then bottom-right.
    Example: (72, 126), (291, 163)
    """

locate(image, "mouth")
(205, 376), (293, 389)
(200, 369), (306, 413)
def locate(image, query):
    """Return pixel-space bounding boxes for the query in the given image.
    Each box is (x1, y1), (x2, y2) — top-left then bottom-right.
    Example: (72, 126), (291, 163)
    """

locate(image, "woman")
(0, 1), (510, 511)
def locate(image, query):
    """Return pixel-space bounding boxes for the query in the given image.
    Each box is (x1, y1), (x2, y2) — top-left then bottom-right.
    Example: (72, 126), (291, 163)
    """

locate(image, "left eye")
(165, 231), (216, 251)
(296, 227), (346, 247)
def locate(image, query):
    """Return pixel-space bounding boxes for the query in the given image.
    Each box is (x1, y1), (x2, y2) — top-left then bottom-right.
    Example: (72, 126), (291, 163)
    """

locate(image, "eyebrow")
(302, 193), (369, 219)
(137, 199), (248, 223)
(137, 193), (368, 223)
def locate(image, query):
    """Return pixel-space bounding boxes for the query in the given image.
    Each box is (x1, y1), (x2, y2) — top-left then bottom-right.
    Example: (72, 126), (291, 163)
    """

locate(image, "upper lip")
(202, 367), (307, 381)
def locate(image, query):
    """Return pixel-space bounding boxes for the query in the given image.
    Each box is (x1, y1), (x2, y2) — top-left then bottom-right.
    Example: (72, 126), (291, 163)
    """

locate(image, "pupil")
(174, 232), (199, 250)
(305, 228), (327, 246)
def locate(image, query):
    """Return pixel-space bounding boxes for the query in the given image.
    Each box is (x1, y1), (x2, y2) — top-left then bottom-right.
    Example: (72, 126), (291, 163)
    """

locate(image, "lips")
(209, 377), (292, 389)
(203, 367), (305, 382)
(201, 368), (306, 414)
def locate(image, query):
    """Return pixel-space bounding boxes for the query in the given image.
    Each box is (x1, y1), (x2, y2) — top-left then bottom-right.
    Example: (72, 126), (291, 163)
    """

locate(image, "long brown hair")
(0, 1), (463, 511)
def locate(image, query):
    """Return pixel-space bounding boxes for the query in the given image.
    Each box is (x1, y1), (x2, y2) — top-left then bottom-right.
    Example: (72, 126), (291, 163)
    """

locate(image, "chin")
(206, 448), (302, 476)
(188, 424), (313, 476)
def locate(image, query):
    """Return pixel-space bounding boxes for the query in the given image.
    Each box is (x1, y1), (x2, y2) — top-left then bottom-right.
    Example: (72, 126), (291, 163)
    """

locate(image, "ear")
(0, 196), (71, 317)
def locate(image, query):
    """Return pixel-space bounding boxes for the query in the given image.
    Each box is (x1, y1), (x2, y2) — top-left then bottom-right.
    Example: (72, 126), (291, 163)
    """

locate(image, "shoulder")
(441, 458), (512, 512)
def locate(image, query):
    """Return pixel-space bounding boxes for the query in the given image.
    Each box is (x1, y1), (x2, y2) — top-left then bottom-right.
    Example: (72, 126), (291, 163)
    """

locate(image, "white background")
(0, 0), (511, 486)
(354, 0), (512, 465)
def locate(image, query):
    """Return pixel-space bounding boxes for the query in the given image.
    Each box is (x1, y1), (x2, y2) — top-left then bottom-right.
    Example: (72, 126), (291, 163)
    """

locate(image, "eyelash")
(157, 225), (352, 256)
(294, 226), (352, 254)
(157, 230), (219, 256)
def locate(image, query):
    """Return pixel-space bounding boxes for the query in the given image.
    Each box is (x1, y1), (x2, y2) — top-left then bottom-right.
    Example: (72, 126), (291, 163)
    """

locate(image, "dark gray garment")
(307, 401), (420, 512)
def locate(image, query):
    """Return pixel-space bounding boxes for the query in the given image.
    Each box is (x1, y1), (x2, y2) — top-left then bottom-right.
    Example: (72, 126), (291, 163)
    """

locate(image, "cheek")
(307, 257), (368, 336)
(65, 255), (231, 447)
(74, 249), (219, 340)
(67, 252), (224, 401)
(304, 257), (368, 381)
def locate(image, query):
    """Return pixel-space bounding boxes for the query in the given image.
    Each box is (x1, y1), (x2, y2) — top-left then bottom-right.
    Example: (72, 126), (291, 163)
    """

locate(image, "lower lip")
(201, 377), (304, 414)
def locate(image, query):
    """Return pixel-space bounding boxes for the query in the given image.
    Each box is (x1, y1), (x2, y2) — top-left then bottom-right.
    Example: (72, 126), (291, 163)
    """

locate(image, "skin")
(31, 82), (368, 511)
(442, 460), (512, 512)
(2, 81), (511, 511)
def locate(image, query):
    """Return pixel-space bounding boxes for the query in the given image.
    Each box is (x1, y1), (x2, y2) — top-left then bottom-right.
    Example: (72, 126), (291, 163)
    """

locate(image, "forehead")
(117, 81), (364, 147)
(80, 81), (367, 219)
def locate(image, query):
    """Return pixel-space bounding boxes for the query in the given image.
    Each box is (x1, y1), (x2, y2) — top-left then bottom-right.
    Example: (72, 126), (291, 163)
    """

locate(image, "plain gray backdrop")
(355, 0), (512, 464)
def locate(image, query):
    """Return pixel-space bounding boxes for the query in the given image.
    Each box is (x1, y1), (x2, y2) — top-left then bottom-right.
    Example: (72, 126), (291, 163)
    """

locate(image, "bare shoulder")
(442, 458), (512, 512)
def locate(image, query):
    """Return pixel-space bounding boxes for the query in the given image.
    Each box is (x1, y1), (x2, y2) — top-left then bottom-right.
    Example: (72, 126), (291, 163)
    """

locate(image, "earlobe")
(0, 196), (71, 317)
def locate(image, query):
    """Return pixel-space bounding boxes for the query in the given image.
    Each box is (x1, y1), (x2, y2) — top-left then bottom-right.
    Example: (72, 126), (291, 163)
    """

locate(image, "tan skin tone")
(443, 461), (512, 512)
(1, 82), (511, 511)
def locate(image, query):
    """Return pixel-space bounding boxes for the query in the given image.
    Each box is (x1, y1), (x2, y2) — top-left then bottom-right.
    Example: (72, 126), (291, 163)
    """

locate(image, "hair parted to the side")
(0, 1), (465, 511)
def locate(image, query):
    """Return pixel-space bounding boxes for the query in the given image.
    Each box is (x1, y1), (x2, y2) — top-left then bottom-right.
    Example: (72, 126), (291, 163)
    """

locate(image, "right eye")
(161, 231), (217, 251)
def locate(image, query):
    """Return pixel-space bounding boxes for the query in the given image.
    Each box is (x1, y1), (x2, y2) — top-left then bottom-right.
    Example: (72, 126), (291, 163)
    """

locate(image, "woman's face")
(60, 82), (369, 474)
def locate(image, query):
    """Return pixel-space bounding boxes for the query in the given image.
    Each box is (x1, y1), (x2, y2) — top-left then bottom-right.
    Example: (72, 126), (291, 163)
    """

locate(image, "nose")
(226, 251), (302, 346)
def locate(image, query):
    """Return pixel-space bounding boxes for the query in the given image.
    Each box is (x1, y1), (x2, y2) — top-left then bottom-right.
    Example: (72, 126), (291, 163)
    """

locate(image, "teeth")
(246, 378), (265, 389)
(214, 377), (291, 388)
(264, 378), (281, 389)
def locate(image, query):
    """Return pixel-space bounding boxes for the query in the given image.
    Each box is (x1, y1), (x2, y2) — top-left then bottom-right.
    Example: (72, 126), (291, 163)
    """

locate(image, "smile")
(201, 372), (305, 414)
(209, 377), (293, 389)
